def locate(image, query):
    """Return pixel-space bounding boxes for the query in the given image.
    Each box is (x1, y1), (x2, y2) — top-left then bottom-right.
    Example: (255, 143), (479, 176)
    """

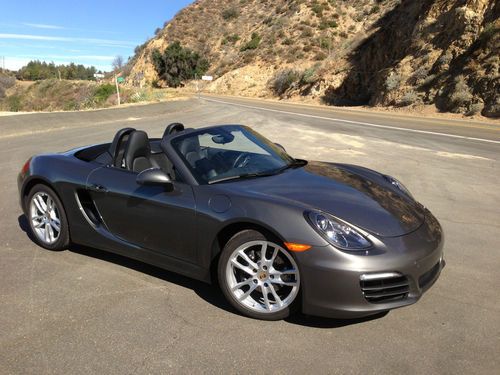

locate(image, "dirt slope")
(128, 0), (499, 117)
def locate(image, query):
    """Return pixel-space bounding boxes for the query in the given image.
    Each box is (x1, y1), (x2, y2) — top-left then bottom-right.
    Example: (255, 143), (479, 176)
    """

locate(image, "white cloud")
(0, 33), (137, 47)
(15, 54), (114, 62)
(23, 23), (64, 30)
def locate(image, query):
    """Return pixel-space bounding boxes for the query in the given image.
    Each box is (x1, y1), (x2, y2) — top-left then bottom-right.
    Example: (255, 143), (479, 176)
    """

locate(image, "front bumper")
(296, 214), (444, 319)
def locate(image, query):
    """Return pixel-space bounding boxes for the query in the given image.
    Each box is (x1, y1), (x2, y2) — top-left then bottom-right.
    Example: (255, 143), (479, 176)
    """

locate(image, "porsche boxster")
(18, 123), (444, 320)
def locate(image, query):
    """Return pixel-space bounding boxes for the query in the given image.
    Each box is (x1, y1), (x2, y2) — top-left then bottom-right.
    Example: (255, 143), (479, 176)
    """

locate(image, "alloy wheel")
(30, 192), (61, 244)
(226, 240), (300, 314)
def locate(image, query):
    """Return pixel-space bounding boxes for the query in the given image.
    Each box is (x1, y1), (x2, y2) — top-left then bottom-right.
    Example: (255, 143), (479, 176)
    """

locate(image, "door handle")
(89, 184), (108, 193)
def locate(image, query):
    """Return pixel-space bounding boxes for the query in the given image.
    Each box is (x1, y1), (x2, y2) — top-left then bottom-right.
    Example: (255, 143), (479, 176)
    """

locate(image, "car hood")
(228, 161), (425, 237)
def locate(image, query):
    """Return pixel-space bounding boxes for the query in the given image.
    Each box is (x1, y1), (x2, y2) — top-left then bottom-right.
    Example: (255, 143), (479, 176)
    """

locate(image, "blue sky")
(0, 0), (193, 71)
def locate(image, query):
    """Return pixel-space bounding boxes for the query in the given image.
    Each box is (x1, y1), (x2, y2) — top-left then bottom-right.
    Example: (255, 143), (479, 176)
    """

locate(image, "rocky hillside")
(128, 0), (499, 117)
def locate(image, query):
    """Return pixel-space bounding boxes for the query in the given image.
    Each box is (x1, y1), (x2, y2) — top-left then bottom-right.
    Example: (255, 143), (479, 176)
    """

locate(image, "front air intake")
(360, 273), (409, 303)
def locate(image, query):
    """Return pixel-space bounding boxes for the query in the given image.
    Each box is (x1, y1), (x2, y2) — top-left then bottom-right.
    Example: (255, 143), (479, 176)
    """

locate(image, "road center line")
(202, 97), (500, 145)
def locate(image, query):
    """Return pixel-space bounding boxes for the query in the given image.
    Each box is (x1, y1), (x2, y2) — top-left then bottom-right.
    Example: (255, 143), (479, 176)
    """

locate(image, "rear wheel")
(218, 230), (301, 320)
(27, 184), (69, 251)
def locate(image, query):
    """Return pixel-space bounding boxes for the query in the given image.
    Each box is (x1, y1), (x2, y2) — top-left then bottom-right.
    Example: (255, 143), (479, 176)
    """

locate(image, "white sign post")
(114, 75), (121, 106)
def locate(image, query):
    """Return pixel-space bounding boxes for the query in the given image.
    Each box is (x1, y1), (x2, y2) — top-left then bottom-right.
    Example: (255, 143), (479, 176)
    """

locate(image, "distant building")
(94, 73), (105, 81)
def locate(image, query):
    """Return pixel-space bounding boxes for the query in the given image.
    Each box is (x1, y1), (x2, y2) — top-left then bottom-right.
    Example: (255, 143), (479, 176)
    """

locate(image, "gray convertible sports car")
(18, 123), (444, 320)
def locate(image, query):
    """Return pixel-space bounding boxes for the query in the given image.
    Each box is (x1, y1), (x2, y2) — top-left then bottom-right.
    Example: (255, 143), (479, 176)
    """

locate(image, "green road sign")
(117, 77), (125, 83)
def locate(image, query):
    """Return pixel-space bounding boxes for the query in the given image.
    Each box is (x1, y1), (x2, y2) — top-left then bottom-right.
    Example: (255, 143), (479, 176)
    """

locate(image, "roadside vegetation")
(0, 78), (177, 112)
(0, 70), (16, 99)
(16, 61), (100, 81)
(151, 41), (209, 87)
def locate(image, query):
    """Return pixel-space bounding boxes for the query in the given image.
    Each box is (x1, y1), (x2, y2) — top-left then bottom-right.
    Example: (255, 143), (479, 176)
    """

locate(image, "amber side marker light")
(284, 242), (312, 252)
(21, 158), (32, 174)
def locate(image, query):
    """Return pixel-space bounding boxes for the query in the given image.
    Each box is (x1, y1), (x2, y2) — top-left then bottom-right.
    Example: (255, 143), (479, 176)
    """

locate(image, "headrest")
(109, 127), (135, 167)
(163, 122), (185, 138)
(123, 131), (150, 170)
(178, 136), (200, 157)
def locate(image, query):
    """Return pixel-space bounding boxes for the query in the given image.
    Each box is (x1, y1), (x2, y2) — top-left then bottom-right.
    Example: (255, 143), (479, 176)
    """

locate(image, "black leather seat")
(109, 127), (136, 167)
(178, 136), (201, 167)
(123, 131), (153, 172)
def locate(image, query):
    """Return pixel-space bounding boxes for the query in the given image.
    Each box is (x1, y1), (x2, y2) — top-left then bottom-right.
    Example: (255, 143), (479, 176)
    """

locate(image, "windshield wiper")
(208, 159), (308, 185)
(209, 171), (276, 184)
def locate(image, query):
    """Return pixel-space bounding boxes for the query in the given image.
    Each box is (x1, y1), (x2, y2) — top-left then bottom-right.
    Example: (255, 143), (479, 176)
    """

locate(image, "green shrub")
(222, 7), (239, 20)
(311, 2), (327, 16)
(151, 41), (209, 87)
(318, 37), (332, 50)
(300, 66), (320, 84)
(240, 33), (261, 51)
(385, 73), (402, 91)
(222, 34), (240, 45)
(399, 91), (418, 106)
(6, 95), (22, 112)
(319, 18), (338, 30)
(466, 102), (483, 116)
(0, 73), (15, 99)
(412, 67), (429, 82)
(449, 75), (473, 112)
(301, 28), (314, 37)
(269, 69), (300, 96)
(478, 22), (497, 43)
(93, 84), (116, 103)
(314, 52), (327, 60)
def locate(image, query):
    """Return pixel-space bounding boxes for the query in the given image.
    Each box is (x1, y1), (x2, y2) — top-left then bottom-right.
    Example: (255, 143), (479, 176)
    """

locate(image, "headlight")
(383, 175), (413, 199)
(307, 211), (371, 250)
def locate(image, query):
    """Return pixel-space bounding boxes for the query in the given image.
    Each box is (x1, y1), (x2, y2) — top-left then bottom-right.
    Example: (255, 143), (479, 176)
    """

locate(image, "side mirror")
(136, 168), (173, 190)
(274, 143), (286, 153)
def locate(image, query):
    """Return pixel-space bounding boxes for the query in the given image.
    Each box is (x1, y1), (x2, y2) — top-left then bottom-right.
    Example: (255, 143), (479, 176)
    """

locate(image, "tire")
(218, 230), (301, 320)
(26, 184), (70, 251)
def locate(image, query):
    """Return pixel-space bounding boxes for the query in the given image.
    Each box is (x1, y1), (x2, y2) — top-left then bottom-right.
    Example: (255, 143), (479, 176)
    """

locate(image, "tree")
(112, 55), (124, 72)
(16, 61), (97, 81)
(151, 42), (209, 87)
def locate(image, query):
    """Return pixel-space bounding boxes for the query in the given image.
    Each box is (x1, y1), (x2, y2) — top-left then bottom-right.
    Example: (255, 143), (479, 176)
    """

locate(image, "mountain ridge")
(128, 0), (499, 118)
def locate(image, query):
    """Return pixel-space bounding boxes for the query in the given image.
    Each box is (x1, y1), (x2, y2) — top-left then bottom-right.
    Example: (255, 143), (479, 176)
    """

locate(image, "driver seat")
(123, 131), (153, 172)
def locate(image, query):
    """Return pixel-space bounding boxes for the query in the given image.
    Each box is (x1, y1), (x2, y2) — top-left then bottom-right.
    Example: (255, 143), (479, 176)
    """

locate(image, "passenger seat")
(123, 131), (153, 172)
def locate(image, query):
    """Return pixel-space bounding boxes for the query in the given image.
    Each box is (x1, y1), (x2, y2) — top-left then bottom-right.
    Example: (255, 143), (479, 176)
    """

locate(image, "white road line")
(202, 97), (500, 145)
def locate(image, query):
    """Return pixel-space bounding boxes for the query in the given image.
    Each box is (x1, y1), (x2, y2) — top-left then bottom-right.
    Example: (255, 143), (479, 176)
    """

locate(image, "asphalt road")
(1, 96), (499, 374)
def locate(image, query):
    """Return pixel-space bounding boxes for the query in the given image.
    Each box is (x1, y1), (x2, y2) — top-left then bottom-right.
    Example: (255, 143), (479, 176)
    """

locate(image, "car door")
(86, 165), (197, 263)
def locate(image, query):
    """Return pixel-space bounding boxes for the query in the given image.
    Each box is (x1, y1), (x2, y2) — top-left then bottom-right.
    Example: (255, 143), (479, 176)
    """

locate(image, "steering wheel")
(233, 152), (251, 168)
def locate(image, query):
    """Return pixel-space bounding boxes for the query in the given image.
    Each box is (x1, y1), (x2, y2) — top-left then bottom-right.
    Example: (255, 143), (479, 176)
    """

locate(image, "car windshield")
(171, 125), (298, 184)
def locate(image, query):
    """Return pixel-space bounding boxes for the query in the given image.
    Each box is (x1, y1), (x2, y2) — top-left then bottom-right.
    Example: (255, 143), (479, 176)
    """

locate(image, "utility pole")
(114, 75), (121, 106)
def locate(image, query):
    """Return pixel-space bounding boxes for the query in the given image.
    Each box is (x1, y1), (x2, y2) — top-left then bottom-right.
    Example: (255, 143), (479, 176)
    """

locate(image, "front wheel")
(27, 184), (70, 251)
(218, 230), (301, 320)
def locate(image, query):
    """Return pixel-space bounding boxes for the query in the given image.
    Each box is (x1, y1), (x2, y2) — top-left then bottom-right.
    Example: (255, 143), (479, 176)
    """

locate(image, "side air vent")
(360, 273), (409, 303)
(75, 190), (103, 227)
